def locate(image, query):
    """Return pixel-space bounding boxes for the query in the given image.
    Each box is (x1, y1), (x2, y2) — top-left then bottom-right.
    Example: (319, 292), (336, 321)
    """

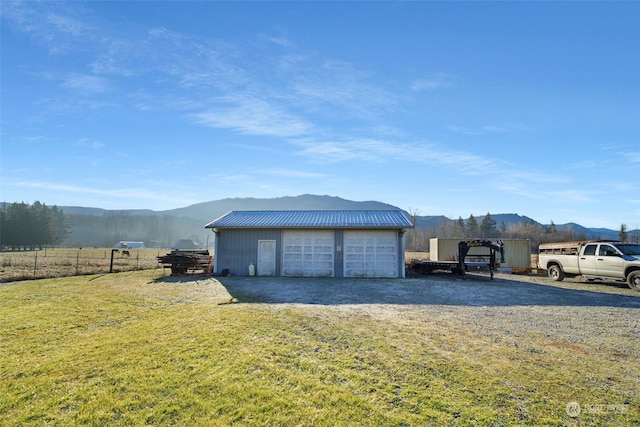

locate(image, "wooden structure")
(157, 250), (213, 276)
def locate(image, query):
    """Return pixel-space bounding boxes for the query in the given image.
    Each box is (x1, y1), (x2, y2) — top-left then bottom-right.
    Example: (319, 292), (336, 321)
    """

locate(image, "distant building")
(205, 210), (413, 278)
(114, 241), (145, 249)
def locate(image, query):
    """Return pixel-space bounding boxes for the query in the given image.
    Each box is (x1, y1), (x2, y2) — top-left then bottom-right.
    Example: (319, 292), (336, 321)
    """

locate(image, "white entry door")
(344, 231), (398, 278)
(257, 240), (276, 276)
(282, 231), (334, 277)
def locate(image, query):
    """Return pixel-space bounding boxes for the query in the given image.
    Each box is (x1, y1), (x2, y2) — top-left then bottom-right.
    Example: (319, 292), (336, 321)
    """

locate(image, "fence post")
(76, 250), (80, 275)
(33, 251), (38, 278)
(110, 249), (118, 273)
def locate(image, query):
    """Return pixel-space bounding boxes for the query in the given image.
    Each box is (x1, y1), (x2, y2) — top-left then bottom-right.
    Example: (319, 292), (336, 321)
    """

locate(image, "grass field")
(0, 248), (168, 282)
(1, 270), (637, 426)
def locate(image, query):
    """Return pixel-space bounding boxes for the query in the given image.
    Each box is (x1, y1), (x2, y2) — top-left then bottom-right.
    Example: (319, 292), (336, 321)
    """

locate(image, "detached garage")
(205, 210), (413, 278)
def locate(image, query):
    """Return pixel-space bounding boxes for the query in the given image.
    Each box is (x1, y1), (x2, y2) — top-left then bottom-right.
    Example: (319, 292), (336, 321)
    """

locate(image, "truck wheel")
(548, 265), (565, 281)
(627, 271), (640, 291)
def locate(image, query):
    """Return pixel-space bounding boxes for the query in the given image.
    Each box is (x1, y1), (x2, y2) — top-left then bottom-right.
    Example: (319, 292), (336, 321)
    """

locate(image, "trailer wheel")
(627, 271), (640, 291)
(548, 265), (565, 281)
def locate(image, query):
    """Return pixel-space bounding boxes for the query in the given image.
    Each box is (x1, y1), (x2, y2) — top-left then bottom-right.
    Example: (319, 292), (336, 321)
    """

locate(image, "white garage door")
(344, 231), (398, 278)
(282, 231), (334, 277)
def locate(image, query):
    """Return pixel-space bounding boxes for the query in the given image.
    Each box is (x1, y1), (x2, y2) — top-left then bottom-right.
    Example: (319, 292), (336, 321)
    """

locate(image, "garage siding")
(214, 229), (280, 276)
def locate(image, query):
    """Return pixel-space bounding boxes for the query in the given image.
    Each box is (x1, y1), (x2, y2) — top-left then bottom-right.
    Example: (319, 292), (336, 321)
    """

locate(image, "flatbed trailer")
(409, 239), (505, 279)
(409, 259), (463, 275)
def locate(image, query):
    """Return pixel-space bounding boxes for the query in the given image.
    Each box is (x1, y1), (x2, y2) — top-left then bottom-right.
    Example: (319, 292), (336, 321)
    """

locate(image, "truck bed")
(537, 253), (581, 275)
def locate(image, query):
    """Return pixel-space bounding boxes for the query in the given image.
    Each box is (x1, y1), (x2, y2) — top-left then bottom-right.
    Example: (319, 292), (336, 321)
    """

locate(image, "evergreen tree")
(50, 206), (70, 245)
(0, 201), (69, 250)
(453, 217), (466, 237)
(30, 201), (51, 249)
(466, 214), (478, 237)
(5, 202), (29, 250)
(619, 224), (628, 242)
(480, 212), (497, 237)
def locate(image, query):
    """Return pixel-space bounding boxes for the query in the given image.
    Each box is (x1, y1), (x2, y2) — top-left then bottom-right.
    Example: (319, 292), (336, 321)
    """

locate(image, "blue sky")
(1, 1), (638, 230)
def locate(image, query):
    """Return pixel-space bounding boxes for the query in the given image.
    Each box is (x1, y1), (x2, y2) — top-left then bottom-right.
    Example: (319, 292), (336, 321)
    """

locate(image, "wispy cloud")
(3, 2), (95, 54)
(63, 74), (111, 95)
(292, 138), (400, 163)
(5, 2), (401, 137)
(261, 168), (328, 178)
(411, 73), (453, 91)
(545, 189), (597, 204)
(446, 126), (482, 136)
(292, 136), (501, 174)
(626, 152), (640, 163)
(370, 125), (405, 138)
(73, 138), (104, 149)
(268, 36), (291, 48)
(3, 3), (563, 208)
(193, 96), (314, 137)
(47, 12), (88, 36)
(290, 60), (399, 118)
(447, 123), (528, 135)
(10, 136), (49, 146)
(11, 179), (181, 203)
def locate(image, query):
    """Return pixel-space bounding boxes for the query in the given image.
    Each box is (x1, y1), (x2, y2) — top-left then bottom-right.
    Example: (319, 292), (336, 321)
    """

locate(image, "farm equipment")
(409, 239), (505, 279)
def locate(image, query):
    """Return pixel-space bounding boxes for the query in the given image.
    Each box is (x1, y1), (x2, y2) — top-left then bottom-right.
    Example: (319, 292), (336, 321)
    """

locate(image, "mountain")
(553, 223), (620, 241)
(48, 195), (633, 246)
(161, 194), (399, 223)
(54, 195), (400, 247)
(59, 194), (398, 222)
(58, 206), (156, 216)
(415, 213), (539, 230)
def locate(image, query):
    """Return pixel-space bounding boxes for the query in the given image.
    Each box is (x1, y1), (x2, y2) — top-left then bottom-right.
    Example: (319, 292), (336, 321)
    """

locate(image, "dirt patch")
(547, 339), (589, 355)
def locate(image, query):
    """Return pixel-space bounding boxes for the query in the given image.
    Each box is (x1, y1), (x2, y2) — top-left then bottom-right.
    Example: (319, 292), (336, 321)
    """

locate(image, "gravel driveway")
(216, 272), (640, 308)
(214, 272), (640, 360)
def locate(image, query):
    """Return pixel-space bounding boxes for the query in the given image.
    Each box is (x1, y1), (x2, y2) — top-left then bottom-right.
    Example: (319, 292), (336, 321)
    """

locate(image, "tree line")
(405, 212), (635, 253)
(1, 202), (209, 250)
(3, 202), (634, 252)
(0, 202), (70, 250)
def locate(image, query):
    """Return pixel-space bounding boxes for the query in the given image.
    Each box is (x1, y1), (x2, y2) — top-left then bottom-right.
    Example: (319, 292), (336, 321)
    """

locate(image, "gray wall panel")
(215, 229), (280, 276)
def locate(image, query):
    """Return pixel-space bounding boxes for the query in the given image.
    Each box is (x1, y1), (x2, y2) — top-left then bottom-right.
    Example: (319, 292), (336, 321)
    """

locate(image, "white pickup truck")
(538, 240), (640, 291)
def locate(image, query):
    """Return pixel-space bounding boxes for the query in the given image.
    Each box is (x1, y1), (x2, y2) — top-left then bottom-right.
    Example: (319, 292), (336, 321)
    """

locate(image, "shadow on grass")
(150, 274), (215, 285)
(213, 274), (640, 308)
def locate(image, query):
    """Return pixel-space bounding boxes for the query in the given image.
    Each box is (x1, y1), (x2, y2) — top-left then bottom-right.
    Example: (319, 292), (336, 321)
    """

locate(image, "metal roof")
(205, 210), (413, 229)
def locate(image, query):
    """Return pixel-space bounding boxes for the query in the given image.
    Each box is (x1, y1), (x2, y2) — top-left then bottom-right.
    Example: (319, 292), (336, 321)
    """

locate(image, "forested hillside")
(58, 195), (398, 248)
(2, 195), (635, 250)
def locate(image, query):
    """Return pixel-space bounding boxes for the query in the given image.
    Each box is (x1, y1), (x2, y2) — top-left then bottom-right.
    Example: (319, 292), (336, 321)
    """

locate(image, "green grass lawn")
(1, 270), (637, 426)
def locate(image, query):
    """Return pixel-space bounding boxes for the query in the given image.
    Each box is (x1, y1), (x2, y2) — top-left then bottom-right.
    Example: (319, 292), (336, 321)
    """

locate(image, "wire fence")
(0, 248), (176, 283)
